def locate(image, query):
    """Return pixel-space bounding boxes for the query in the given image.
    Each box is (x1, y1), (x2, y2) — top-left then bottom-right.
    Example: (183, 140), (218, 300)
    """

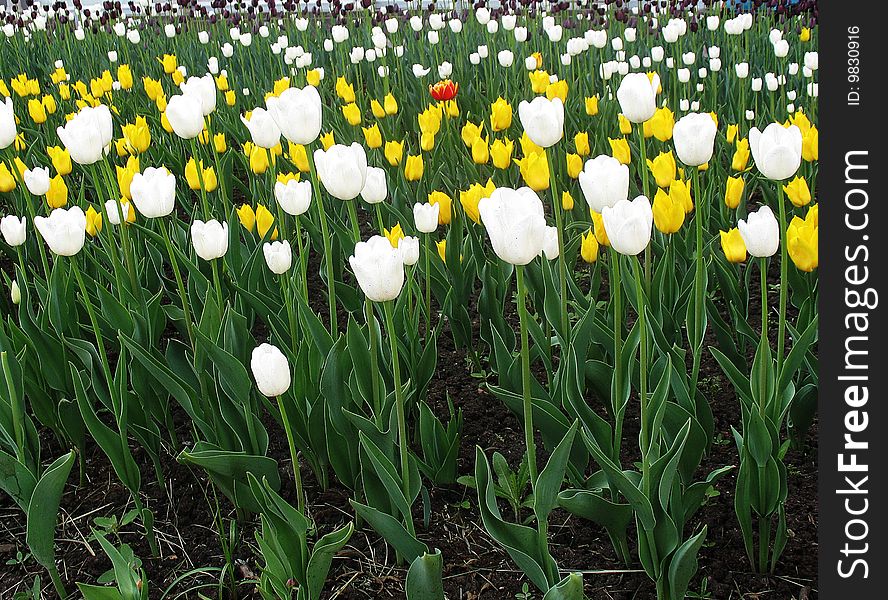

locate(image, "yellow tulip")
(28, 98), (47, 124)
(249, 145), (272, 174)
(46, 174), (68, 208)
(384, 93), (398, 115)
(646, 151), (676, 189)
(562, 191), (575, 211)
(490, 97), (513, 132)
(574, 132), (590, 156)
(404, 154), (424, 181)
(519, 132), (543, 157)
(732, 138), (750, 171)
(585, 96), (599, 116)
(385, 140), (404, 166)
(256, 204), (278, 240)
(13, 157), (26, 178)
(545, 80), (568, 102)
(58, 83), (71, 100)
(590, 210), (609, 247)
(531, 52), (543, 69)
(783, 176), (812, 208)
(0, 163), (15, 193)
(800, 27), (811, 42)
(459, 188), (483, 224)
(185, 158), (217, 192)
(225, 90), (236, 106)
(307, 69), (322, 87)
(122, 116), (151, 154)
(725, 176), (744, 209)
(491, 138), (513, 169)
(85, 206), (103, 237)
(117, 156), (140, 200)
(472, 136), (490, 165)
(117, 64), (133, 90)
(529, 70), (550, 94)
(787, 110), (812, 137)
(273, 77), (290, 97)
(444, 99), (460, 118)
(726, 124), (739, 144)
(720, 228), (747, 263)
(320, 131), (335, 150)
(47, 146), (72, 176)
(802, 126), (818, 162)
(421, 132), (436, 152)
(171, 70), (185, 87)
(371, 99), (386, 119)
(428, 191), (453, 225)
(335, 77), (356, 103)
(652, 188), (685, 234)
(288, 143), (310, 172)
(806, 203), (818, 227)
(609, 137), (631, 165)
(580, 228), (599, 263)
(787, 215), (817, 272)
(159, 54), (178, 74)
(42, 94), (57, 115)
(669, 178), (693, 214)
(648, 107), (674, 142)
(342, 102), (362, 126)
(363, 124), (383, 149)
(618, 114), (632, 135)
(566, 153), (583, 179)
(384, 223), (405, 247)
(461, 121), (484, 148)
(161, 111), (173, 133)
(437, 239), (447, 262)
(237, 204), (256, 232)
(277, 172), (300, 185)
(213, 133), (227, 153)
(515, 151), (550, 192)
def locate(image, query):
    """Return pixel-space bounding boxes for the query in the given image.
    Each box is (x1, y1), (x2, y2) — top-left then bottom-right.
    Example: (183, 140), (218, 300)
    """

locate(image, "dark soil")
(0, 246), (817, 600)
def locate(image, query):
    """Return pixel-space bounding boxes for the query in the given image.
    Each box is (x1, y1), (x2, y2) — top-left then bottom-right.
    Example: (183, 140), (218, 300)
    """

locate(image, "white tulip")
(413, 202), (440, 234)
(478, 187), (547, 266)
(180, 74), (217, 116)
(1, 215), (27, 247)
(360, 167), (388, 204)
(266, 85), (322, 145)
(263, 240), (292, 274)
(241, 108), (281, 149)
(274, 179), (312, 216)
(542, 226), (560, 260)
(314, 143), (368, 201)
(251, 343), (291, 397)
(191, 219), (229, 261)
(749, 123), (803, 181)
(35, 206), (87, 256)
(165, 94), (205, 140)
(349, 235), (406, 302)
(673, 113), (718, 167)
(738, 206), (779, 257)
(579, 155), (630, 213)
(24, 167), (51, 196)
(56, 105), (113, 165)
(130, 167), (176, 218)
(518, 96), (564, 148)
(617, 72), (659, 123)
(398, 236), (420, 266)
(0, 97), (15, 149)
(602, 196), (653, 256)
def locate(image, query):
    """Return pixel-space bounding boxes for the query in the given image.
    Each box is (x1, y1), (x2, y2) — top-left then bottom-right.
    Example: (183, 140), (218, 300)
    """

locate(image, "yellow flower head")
(574, 132), (590, 156)
(490, 97), (513, 132)
(47, 146), (72, 176)
(461, 120), (484, 148)
(787, 215), (818, 272)
(590, 210), (609, 247)
(0, 163), (16, 193)
(185, 158), (217, 192)
(618, 114), (633, 135)
(725, 176), (744, 209)
(117, 64), (133, 90)
(669, 178), (694, 214)
(545, 80), (568, 102)
(566, 153), (583, 179)
(384, 93), (398, 115)
(46, 174), (68, 208)
(802, 126), (818, 162)
(585, 96), (599, 116)
(646, 151), (676, 189)
(726, 124), (739, 145)
(306, 69), (322, 87)
(85, 206), (103, 237)
(320, 131), (335, 151)
(385, 140), (404, 166)
(159, 54), (178, 74)
(783, 176), (812, 208)
(404, 154), (424, 181)
(335, 77), (356, 103)
(116, 155), (140, 200)
(28, 98), (47, 124)
(648, 106), (674, 142)
(720, 228), (747, 263)
(581, 228), (599, 263)
(652, 188), (685, 234)
(732, 138), (750, 172)
(515, 151), (550, 192)
(342, 102), (362, 126)
(363, 123), (383, 149)
(529, 70), (550, 94)
(491, 138), (514, 170)
(122, 116), (151, 154)
(428, 191), (453, 225)
(562, 191), (575, 211)
(609, 137), (631, 165)
(384, 223), (405, 247)
(371, 99), (386, 119)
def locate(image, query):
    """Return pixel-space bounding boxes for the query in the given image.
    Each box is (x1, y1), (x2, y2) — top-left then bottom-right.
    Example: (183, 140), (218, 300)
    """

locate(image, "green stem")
(277, 395), (305, 514)
(776, 182), (788, 374)
(636, 129), (652, 291)
(515, 265), (538, 485)
(611, 254), (624, 464)
(547, 150), (569, 339)
(307, 150), (338, 335)
(383, 300), (414, 535)
(160, 220), (196, 349)
(690, 166), (705, 395)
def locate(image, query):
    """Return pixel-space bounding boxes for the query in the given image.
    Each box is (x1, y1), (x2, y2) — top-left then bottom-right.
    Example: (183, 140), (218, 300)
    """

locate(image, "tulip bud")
(602, 196), (653, 256)
(413, 202), (440, 234)
(738, 206), (779, 257)
(251, 343), (291, 397)
(24, 167), (51, 196)
(398, 236), (420, 266)
(10, 279), (20, 305)
(263, 240), (292, 275)
(191, 219), (229, 261)
(1, 215), (27, 246)
(360, 167), (388, 204)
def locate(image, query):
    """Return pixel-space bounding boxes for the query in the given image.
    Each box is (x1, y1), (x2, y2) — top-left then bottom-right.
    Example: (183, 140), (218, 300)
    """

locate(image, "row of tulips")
(0, 1), (817, 598)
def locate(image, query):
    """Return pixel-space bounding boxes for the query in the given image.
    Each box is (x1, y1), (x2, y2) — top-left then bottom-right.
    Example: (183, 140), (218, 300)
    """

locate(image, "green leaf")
(306, 523), (354, 600)
(666, 526), (708, 600)
(349, 500), (428, 562)
(405, 550), (445, 600)
(534, 421), (579, 525)
(542, 572), (584, 600)
(26, 451), (75, 568)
